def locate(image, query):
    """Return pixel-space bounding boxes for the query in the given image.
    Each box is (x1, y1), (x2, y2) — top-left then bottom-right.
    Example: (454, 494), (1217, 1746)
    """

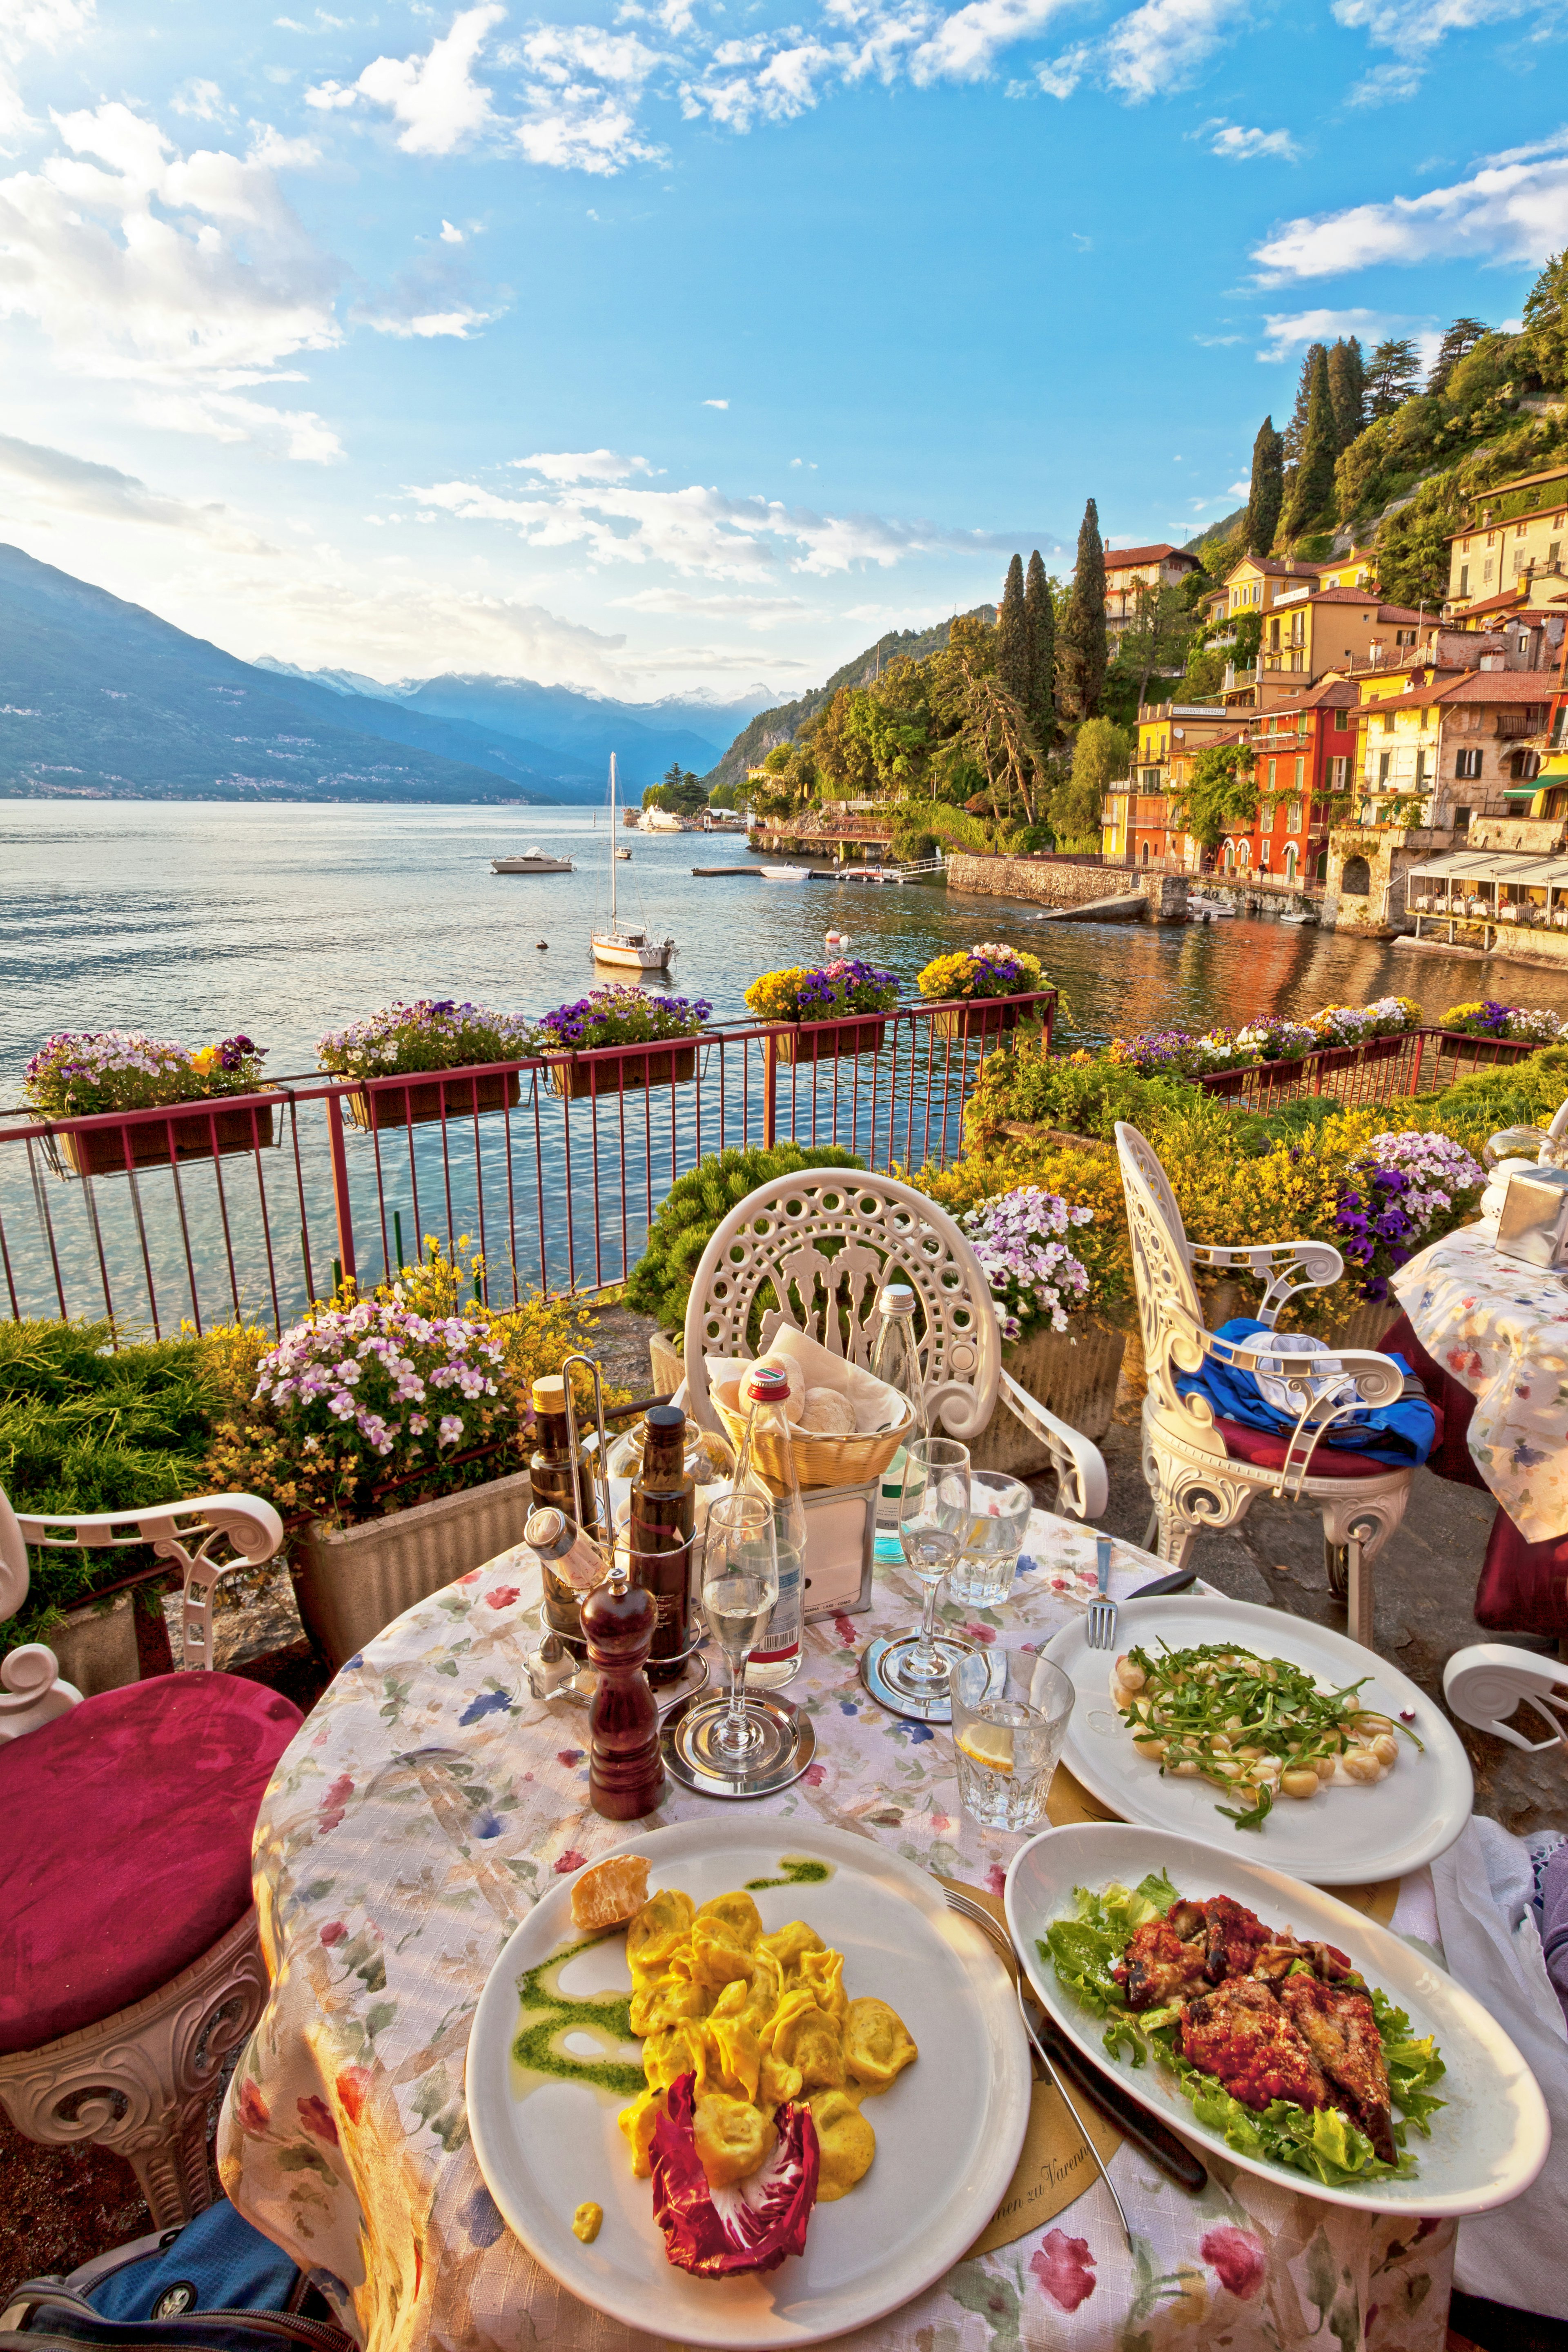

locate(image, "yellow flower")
(190, 1045), (220, 1074)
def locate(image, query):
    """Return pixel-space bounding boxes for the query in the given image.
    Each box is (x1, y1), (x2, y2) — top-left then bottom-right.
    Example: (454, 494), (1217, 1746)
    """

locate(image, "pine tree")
(1426, 317), (1488, 396)
(1522, 252), (1568, 392)
(1283, 344), (1326, 465)
(1280, 347), (1336, 540)
(1244, 416), (1283, 555)
(1024, 550), (1055, 752)
(1365, 337), (1422, 419)
(1058, 499), (1107, 723)
(996, 553), (1028, 708)
(1326, 339), (1365, 452)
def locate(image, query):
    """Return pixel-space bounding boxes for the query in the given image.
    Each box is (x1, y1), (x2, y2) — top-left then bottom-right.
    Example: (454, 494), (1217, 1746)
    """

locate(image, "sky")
(0, 0), (1564, 701)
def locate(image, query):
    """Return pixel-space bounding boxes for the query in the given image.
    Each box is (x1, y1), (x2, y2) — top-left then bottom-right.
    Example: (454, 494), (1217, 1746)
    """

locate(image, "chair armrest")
(13, 1494), (283, 1674)
(1188, 1238), (1345, 1329)
(1193, 1332), (1410, 1501)
(1443, 1643), (1568, 1751)
(997, 1368), (1108, 1522)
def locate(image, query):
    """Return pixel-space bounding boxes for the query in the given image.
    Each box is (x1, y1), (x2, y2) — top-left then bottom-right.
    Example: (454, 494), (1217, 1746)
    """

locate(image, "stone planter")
(969, 1321), (1127, 1477)
(649, 1329), (685, 1394)
(551, 1045), (697, 1099)
(290, 1466), (535, 1669)
(54, 1100), (276, 1178)
(776, 1018), (888, 1067)
(45, 1591), (141, 1694)
(346, 1071), (521, 1131)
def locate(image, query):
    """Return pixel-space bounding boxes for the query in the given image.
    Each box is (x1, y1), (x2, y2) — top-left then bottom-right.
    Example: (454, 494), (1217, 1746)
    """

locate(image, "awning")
(1405, 848), (1568, 887)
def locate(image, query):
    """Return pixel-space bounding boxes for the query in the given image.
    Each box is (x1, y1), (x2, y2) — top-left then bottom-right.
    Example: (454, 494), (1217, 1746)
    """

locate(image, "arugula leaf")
(1217, 1783), (1274, 1833)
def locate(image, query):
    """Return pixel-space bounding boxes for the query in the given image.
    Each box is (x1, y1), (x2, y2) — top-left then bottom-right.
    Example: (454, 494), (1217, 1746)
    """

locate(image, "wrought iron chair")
(1443, 1644), (1568, 1753)
(1114, 1122), (1415, 1648)
(0, 1483), (296, 2227)
(679, 1165), (1107, 1520)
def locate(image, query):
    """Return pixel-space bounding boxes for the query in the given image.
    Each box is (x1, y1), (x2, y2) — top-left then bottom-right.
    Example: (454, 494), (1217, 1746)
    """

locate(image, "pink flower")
(459, 1569), (483, 1586)
(1030, 2230), (1097, 2312)
(485, 1586), (520, 1610)
(318, 1774), (354, 1830)
(986, 1863), (1007, 1898)
(1201, 2225), (1266, 2300)
(319, 1920), (347, 1947)
(555, 1849), (588, 1874)
(801, 1762), (827, 1787)
(963, 1621), (998, 1645)
(237, 2081), (270, 2135)
(334, 2066), (370, 2125)
(297, 2094), (339, 2146)
(557, 1749), (585, 1768)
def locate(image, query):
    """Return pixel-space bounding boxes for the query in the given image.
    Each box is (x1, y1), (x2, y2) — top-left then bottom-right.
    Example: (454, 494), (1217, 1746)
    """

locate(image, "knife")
(1022, 1988), (1209, 2192)
(1127, 1566), (1200, 1597)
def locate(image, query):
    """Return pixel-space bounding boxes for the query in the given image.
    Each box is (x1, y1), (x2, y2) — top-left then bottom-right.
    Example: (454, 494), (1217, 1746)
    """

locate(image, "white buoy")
(824, 929), (851, 949)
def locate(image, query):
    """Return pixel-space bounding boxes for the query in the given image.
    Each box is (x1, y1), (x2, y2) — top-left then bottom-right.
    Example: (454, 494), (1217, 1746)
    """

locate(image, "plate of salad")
(1005, 1823), (1550, 2216)
(1039, 1594), (1473, 1883)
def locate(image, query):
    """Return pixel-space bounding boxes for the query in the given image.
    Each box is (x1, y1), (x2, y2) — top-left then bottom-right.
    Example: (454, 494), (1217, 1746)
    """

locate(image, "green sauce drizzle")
(511, 1933), (644, 2097)
(744, 1855), (833, 1891)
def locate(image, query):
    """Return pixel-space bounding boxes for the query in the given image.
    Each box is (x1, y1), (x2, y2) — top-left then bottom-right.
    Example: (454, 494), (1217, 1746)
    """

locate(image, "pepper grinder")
(580, 1555), (664, 1819)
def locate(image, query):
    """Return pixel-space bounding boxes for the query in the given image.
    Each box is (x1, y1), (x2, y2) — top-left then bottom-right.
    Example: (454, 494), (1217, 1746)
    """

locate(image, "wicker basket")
(710, 1385), (913, 1491)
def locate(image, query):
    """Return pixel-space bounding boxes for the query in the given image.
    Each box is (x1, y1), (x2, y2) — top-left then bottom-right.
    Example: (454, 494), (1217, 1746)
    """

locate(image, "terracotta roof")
(1451, 586), (1546, 617)
(1227, 557), (1329, 581)
(1352, 671), (1557, 715)
(1104, 543), (1198, 572)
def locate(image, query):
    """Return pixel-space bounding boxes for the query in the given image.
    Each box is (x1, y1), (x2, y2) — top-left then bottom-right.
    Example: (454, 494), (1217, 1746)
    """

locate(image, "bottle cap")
(645, 1403), (686, 1434)
(745, 1362), (792, 1401)
(524, 1505), (568, 1554)
(532, 1374), (568, 1413)
(878, 1284), (918, 1317)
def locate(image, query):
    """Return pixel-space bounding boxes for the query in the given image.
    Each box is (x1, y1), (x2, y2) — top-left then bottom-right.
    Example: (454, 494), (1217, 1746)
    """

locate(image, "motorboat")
(760, 864), (812, 883)
(615, 847), (632, 860)
(592, 755), (677, 970)
(1186, 896), (1234, 922)
(491, 848), (575, 874)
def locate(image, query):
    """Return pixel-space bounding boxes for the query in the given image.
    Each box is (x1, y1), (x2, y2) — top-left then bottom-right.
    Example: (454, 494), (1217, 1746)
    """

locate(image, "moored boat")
(491, 849), (575, 874)
(591, 756), (677, 969)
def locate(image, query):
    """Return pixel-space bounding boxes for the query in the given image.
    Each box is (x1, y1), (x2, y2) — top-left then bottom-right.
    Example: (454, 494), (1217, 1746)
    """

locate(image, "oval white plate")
(1041, 1594), (1473, 1884)
(466, 1820), (1031, 2348)
(1005, 1822), (1550, 2216)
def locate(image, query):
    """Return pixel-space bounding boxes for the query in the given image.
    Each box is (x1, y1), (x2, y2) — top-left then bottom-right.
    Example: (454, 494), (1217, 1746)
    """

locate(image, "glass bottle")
(627, 1402), (695, 1684)
(530, 1374), (601, 1646)
(732, 1362), (806, 1688)
(870, 1283), (928, 1531)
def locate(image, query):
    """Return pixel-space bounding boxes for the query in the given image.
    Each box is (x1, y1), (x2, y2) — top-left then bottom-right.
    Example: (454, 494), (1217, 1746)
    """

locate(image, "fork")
(1087, 1531), (1117, 1652)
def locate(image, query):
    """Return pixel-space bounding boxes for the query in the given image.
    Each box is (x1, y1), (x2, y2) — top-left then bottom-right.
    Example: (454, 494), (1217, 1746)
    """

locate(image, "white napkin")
(706, 1323), (904, 1436)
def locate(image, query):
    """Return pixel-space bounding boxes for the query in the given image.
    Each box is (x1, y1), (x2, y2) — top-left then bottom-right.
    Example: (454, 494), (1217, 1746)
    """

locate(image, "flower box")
(550, 1045), (698, 1100)
(1363, 1035), (1404, 1065)
(777, 1017), (888, 1066)
(931, 1000), (1024, 1044)
(346, 1070), (521, 1130)
(56, 1098), (277, 1178)
(1310, 1044), (1359, 1075)
(290, 1466), (536, 1669)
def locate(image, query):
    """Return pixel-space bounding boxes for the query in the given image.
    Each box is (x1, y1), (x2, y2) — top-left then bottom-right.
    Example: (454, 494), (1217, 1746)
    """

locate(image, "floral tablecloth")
(1393, 1223), (1568, 1544)
(220, 1513), (1454, 2352)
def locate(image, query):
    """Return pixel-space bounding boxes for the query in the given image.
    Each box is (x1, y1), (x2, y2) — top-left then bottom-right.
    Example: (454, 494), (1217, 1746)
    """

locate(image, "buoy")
(825, 929), (850, 949)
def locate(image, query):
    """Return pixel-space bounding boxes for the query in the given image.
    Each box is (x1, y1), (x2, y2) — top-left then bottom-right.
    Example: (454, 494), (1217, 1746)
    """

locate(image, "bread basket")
(709, 1381), (913, 1491)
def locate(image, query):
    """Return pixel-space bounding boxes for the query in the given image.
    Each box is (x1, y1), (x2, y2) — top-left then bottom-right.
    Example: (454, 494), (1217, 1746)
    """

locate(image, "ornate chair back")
(1114, 1123), (1209, 1418)
(0, 1480), (82, 1741)
(682, 1166), (1001, 1443)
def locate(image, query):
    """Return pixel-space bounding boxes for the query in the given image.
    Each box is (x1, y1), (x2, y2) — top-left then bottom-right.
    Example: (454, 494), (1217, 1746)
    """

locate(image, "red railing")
(1194, 1028), (1539, 1114)
(0, 993), (1054, 1340)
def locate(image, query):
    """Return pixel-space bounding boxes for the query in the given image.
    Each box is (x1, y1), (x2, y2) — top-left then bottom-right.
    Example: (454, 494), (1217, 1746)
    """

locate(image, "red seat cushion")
(0, 1673), (302, 2054)
(1213, 1417), (1423, 1480)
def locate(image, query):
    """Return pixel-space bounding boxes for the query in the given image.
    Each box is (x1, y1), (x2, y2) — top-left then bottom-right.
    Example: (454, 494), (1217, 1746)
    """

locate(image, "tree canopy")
(1058, 499), (1107, 723)
(1244, 415), (1283, 555)
(1170, 743), (1258, 853)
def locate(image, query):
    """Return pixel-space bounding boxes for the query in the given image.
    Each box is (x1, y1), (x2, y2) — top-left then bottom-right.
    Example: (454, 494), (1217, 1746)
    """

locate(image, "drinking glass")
(950, 1651), (1074, 1832)
(701, 1492), (779, 1763)
(868, 1437), (976, 1706)
(947, 1471), (1033, 1608)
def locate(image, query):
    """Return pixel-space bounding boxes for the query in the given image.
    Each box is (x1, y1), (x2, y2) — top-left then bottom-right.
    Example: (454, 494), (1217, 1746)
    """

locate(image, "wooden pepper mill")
(580, 1555), (665, 1819)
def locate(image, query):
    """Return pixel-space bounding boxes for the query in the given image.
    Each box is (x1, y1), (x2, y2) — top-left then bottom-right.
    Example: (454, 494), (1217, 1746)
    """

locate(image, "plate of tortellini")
(466, 1820), (1030, 2346)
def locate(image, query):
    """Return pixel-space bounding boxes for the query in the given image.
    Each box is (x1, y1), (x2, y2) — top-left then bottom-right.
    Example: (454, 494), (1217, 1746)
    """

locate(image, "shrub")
(318, 999), (532, 1078)
(1333, 1132), (1485, 1303)
(625, 1144), (866, 1333)
(963, 1040), (1198, 1153)
(23, 1031), (267, 1118)
(744, 960), (899, 1022)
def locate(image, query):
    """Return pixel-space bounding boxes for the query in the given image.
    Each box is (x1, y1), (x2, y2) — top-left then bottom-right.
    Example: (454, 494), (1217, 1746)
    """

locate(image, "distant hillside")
(0, 547), (562, 804)
(703, 610), (995, 793)
(1183, 508), (1245, 562)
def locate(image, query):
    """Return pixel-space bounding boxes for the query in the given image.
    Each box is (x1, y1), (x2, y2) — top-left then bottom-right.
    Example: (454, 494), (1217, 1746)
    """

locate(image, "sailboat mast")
(609, 753), (617, 934)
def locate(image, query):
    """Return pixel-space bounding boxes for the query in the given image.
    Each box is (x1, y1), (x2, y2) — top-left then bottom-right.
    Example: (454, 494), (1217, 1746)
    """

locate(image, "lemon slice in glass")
(956, 1720), (1015, 1775)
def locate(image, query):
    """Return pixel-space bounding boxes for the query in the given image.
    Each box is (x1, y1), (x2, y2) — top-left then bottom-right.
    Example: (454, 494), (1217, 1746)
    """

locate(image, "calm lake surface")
(7, 801), (1568, 1092)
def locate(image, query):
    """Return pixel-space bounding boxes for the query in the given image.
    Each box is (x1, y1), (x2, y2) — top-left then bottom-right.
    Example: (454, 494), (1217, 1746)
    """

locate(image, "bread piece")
(798, 1386), (855, 1435)
(570, 1854), (650, 1931)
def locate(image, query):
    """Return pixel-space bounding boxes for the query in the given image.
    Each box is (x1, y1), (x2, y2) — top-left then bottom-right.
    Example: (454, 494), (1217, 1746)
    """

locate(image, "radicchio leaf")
(649, 2073), (820, 2277)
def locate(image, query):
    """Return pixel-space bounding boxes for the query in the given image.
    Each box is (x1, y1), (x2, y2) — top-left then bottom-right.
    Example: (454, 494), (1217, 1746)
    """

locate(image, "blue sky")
(0, 0), (1562, 699)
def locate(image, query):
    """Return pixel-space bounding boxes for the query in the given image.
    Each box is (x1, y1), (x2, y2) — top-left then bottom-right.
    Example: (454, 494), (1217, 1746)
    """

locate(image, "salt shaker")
(580, 1556), (665, 1819)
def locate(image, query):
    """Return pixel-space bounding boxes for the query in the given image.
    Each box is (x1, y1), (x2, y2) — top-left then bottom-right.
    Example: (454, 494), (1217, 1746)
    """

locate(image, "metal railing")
(1194, 1027), (1537, 1114)
(0, 993), (1054, 1340)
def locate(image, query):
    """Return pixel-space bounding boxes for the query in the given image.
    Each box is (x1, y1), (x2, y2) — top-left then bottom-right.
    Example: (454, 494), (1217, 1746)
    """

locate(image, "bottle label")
(751, 1541), (802, 1662)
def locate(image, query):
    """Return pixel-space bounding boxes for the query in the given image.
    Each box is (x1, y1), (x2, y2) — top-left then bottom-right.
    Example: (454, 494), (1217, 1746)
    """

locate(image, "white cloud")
(1227, 477), (1249, 494)
(307, 3), (504, 156)
(703, 396), (728, 408)
(516, 89), (664, 171)
(1030, 45), (1090, 94)
(1332, 0), (1534, 101)
(1103, 0), (1252, 100)
(1205, 120), (1298, 162)
(171, 78), (230, 122)
(359, 304), (494, 338)
(0, 428), (271, 543)
(1254, 133), (1568, 281)
(1255, 305), (1393, 356)
(909, 0), (1074, 87)
(1345, 60), (1421, 105)
(512, 447), (653, 481)
(439, 217), (466, 242)
(1193, 331), (1242, 344)
(613, 586), (811, 624)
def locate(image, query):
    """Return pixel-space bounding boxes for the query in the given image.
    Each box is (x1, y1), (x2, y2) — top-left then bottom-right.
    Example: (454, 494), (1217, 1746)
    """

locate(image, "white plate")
(1041, 1594), (1473, 1884)
(1006, 1822), (1551, 2217)
(466, 1820), (1030, 2348)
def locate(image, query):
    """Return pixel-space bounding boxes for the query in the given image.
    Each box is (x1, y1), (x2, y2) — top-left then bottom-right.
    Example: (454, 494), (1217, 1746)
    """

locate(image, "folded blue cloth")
(1174, 1316), (1438, 1468)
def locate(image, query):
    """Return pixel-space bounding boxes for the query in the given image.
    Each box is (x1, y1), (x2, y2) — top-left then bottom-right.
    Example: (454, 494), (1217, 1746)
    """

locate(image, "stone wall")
(1322, 826), (1454, 933)
(947, 852), (1187, 922)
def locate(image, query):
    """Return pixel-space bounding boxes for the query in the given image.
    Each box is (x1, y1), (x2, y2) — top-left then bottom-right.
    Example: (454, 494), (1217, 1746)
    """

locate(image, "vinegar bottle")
(530, 1374), (601, 1648)
(628, 1403), (695, 1684)
(732, 1362), (806, 1688)
(581, 1558), (664, 1819)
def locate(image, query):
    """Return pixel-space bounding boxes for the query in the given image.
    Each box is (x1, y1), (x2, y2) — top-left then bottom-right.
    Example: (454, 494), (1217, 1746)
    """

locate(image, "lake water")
(7, 801), (1568, 1091)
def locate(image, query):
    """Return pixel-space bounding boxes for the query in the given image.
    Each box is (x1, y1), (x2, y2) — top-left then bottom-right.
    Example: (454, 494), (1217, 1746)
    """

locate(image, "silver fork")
(1087, 1530), (1117, 1652)
(942, 1884), (1133, 2249)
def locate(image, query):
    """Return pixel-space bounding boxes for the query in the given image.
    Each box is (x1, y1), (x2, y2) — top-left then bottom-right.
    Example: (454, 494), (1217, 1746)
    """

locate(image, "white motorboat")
(491, 848), (575, 874)
(592, 755), (677, 970)
(1187, 896), (1235, 922)
(760, 864), (812, 883)
(615, 847), (632, 860)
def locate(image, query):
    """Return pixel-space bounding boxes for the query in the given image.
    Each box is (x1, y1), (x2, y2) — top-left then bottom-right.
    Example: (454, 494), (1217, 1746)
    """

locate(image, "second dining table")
(218, 1511), (1456, 2352)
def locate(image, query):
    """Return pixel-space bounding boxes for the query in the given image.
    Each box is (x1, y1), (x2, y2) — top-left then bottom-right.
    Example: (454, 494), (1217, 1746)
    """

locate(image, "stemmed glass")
(664, 1491), (813, 1794)
(862, 1437), (996, 1719)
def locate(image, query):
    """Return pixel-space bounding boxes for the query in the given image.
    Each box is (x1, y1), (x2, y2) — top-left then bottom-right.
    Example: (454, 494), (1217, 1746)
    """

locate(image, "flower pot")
(1363, 1035), (1404, 1065)
(967, 1321), (1128, 1477)
(550, 1045), (697, 1100)
(930, 1000), (1025, 1044)
(345, 1071), (521, 1131)
(1310, 1044), (1360, 1073)
(776, 1017), (889, 1066)
(1200, 1067), (1250, 1099)
(54, 1099), (276, 1178)
(43, 1591), (141, 1695)
(289, 1465), (536, 1669)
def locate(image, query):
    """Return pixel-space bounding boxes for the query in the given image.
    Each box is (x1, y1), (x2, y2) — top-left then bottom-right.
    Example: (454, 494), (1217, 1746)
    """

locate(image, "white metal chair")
(1443, 1644), (1568, 1752)
(1114, 1122), (1415, 1648)
(680, 1166), (1108, 1520)
(0, 1483), (293, 2226)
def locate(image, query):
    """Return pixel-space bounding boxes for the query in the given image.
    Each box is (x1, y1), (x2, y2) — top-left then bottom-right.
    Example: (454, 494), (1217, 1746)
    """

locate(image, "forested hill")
(702, 607), (996, 792)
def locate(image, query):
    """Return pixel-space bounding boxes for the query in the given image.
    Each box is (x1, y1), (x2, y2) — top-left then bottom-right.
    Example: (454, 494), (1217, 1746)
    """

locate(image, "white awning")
(1405, 849), (1568, 886)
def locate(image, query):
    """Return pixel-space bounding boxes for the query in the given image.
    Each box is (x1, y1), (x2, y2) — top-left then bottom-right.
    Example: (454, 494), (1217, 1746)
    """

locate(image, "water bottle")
(870, 1283), (927, 1534)
(732, 1362), (806, 1688)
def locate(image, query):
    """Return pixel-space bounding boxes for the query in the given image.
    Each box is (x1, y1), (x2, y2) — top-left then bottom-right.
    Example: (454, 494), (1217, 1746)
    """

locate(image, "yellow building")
(1447, 463), (1568, 614)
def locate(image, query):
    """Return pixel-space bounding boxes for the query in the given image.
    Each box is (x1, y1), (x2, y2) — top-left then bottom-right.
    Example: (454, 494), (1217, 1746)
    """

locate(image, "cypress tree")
(1244, 416), (1283, 555)
(1283, 344), (1325, 465)
(1327, 339), (1365, 452)
(1024, 549), (1055, 752)
(996, 553), (1028, 708)
(1059, 499), (1107, 723)
(1280, 347), (1336, 540)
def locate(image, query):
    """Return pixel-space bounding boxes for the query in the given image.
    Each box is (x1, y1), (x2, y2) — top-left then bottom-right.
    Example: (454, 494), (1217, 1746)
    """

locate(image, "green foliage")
(1376, 480), (1461, 612)
(1367, 336), (1423, 418)
(1054, 717), (1129, 847)
(1170, 741), (1258, 851)
(1025, 550), (1057, 753)
(1281, 346), (1337, 539)
(1116, 581), (1196, 713)
(964, 1044), (1194, 1150)
(625, 1143), (866, 1332)
(1522, 250), (1568, 391)
(996, 554), (1029, 712)
(1244, 415), (1283, 556)
(1058, 497), (1107, 722)
(1409, 1044), (1568, 1153)
(1427, 318), (1488, 397)
(1177, 641), (1227, 701)
(1283, 343), (1323, 467)
(1327, 338), (1366, 452)
(1230, 611), (1263, 669)
(644, 765), (709, 816)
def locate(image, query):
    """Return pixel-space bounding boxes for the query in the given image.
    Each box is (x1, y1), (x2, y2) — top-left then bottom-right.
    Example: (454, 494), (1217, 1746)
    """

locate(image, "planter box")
(290, 1465), (536, 1669)
(969, 1321), (1127, 1477)
(56, 1100), (276, 1178)
(551, 1045), (697, 1100)
(777, 1017), (889, 1067)
(1362, 1035), (1404, 1065)
(346, 1071), (521, 1131)
(45, 1591), (141, 1695)
(930, 1000), (1025, 1044)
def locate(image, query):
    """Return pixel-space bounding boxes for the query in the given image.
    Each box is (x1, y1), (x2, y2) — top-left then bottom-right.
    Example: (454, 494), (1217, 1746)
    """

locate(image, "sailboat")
(591, 754), (677, 971)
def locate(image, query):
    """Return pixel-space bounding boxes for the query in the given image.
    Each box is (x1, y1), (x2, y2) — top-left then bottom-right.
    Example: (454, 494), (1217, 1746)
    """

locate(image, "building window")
(1334, 707), (1351, 731)
(1288, 798), (1302, 830)
(1315, 849), (1329, 881)
(1268, 759), (1277, 789)
(1455, 748), (1482, 779)
(1459, 565), (1470, 596)
(1484, 559), (1494, 583)
(1381, 711), (1394, 732)
(1378, 751), (1392, 784)
(1330, 756), (1349, 789)
(1294, 756), (1305, 788)
(1285, 844), (1298, 881)
(1455, 805), (1471, 829)
(1552, 542), (1563, 570)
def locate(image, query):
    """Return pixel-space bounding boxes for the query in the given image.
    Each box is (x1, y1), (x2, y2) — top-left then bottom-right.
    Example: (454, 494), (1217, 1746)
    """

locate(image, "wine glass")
(701, 1492), (778, 1763)
(861, 1437), (994, 1720)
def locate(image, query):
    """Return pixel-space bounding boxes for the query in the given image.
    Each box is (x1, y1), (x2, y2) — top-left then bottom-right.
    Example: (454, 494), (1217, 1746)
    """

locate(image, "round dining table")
(219, 1512), (1455, 2352)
